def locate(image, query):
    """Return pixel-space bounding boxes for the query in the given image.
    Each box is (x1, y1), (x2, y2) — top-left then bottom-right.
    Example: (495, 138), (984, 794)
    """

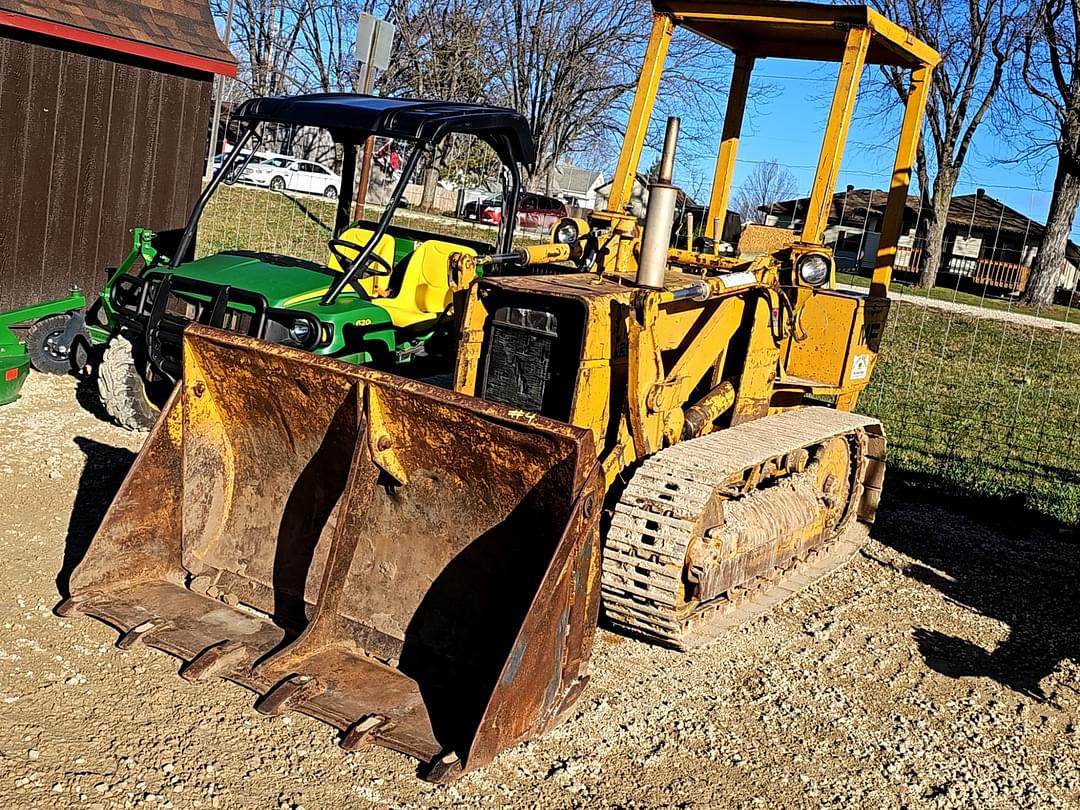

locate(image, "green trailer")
(0, 290), (88, 405)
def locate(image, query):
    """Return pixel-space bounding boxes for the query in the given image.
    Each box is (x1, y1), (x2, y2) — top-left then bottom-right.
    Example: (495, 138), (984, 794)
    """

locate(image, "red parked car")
(463, 193), (568, 230)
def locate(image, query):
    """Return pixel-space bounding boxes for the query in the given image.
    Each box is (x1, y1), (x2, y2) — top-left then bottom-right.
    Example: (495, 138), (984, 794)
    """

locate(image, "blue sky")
(214, 6), (1069, 236)
(644, 56), (1068, 235)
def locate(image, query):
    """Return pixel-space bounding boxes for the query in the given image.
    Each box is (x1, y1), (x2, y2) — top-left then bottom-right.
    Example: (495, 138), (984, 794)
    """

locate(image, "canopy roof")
(654, 0), (940, 68)
(237, 94), (537, 169)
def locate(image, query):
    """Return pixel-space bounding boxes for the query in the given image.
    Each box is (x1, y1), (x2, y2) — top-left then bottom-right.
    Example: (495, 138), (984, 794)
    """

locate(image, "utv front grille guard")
(110, 274), (271, 383)
(146, 276), (269, 382)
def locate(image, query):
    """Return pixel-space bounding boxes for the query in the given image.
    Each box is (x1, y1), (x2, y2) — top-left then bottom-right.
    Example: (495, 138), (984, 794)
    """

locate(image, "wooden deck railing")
(971, 258), (1030, 293)
(894, 245), (922, 270)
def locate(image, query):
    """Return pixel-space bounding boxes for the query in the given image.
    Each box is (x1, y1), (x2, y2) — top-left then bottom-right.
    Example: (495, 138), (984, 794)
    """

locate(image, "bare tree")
(215, 0), (748, 205)
(485, 1), (739, 190)
(1013, 0), (1080, 305)
(214, 0), (308, 96)
(380, 0), (494, 206)
(292, 0), (374, 95)
(731, 160), (798, 224)
(483, 0), (650, 188)
(872, 0), (1020, 289)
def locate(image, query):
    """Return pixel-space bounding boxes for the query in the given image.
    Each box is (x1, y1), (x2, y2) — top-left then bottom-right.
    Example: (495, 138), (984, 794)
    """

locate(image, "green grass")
(196, 184), (541, 264)
(839, 269), (1080, 325)
(859, 297), (1080, 524)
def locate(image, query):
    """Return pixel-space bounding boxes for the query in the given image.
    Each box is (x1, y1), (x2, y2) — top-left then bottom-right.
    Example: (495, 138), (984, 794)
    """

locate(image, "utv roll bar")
(172, 94), (537, 289)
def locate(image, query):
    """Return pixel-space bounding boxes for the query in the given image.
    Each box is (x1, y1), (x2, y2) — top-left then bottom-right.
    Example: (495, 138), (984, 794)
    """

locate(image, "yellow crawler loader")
(60, 0), (938, 782)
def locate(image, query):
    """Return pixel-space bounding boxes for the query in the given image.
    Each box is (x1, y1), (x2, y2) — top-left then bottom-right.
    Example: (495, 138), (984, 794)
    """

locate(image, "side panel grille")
(481, 307), (559, 414)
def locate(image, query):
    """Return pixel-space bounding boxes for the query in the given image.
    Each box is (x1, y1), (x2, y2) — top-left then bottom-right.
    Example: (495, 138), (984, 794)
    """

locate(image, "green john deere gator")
(90, 95), (536, 429)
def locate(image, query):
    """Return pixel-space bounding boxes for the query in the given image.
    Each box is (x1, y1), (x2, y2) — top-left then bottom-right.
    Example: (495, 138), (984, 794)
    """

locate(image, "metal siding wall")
(0, 35), (212, 310)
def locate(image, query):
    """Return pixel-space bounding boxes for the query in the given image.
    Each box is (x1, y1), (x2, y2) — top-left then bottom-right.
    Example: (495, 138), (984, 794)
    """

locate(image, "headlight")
(553, 219), (579, 244)
(797, 254), (831, 286)
(289, 317), (315, 346)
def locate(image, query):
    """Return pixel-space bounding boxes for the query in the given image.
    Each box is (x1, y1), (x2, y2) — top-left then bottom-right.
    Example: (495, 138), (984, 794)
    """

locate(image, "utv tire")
(27, 314), (84, 374)
(97, 336), (160, 431)
(324, 185), (337, 199)
(270, 176), (286, 191)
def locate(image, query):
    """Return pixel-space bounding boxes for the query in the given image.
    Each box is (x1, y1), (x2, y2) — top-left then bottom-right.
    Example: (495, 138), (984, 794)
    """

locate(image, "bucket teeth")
(117, 619), (171, 650)
(180, 640), (251, 683)
(255, 674), (327, 716)
(424, 751), (464, 784)
(55, 594), (93, 617)
(341, 715), (392, 750)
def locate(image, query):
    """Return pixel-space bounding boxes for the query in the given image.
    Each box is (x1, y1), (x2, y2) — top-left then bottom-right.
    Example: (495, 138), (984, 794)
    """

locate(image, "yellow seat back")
(328, 227), (396, 296)
(378, 241), (477, 328)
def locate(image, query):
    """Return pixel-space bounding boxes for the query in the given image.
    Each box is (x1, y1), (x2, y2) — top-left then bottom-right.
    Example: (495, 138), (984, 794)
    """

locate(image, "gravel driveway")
(0, 373), (1077, 808)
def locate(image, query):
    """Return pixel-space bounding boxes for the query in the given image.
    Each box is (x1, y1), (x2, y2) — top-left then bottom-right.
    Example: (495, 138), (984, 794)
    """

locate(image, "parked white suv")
(242, 157), (342, 198)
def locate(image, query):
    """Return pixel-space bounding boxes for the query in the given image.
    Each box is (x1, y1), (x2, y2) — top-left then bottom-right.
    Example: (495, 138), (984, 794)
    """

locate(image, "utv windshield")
(193, 121), (519, 298)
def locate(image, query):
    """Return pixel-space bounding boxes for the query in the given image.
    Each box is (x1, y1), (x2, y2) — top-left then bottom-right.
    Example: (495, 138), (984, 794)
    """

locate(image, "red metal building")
(0, 0), (235, 309)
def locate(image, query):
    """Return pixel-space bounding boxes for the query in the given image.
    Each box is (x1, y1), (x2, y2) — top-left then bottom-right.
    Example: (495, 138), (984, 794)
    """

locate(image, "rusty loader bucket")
(61, 325), (602, 781)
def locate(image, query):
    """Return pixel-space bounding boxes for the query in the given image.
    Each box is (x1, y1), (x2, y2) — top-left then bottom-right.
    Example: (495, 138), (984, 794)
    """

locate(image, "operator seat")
(376, 240), (477, 329)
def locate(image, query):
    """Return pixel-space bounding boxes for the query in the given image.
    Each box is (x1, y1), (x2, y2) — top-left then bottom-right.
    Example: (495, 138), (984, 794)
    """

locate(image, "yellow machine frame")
(456, 1), (940, 492)
(62, 0), (943, 783)
(606, 1), (937, 295)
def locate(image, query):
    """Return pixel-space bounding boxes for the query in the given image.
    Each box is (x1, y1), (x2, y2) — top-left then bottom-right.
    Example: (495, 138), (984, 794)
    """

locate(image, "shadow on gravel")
(73, 372), (112, 424)
(873, 487), (1080, 701)
(56, 437), (136, 599)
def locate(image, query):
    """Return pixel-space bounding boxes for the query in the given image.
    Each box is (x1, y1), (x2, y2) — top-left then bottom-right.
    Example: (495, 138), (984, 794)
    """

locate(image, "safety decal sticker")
(850, 353), (870, 380)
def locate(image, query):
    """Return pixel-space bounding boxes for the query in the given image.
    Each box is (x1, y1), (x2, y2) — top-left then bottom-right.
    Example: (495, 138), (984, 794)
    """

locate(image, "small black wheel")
(70, 338), (90, 372)
(270, 176), (286, 191)
(26, 314), (82, 374)
(324, 185), (338, 199)
(97, 335), (161, 431)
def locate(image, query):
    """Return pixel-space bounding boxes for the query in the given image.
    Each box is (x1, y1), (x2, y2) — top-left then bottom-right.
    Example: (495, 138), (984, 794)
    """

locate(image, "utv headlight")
(289, 317), (315, 346)
(553, 219), (580, 244)
(797, 253), (831, 286)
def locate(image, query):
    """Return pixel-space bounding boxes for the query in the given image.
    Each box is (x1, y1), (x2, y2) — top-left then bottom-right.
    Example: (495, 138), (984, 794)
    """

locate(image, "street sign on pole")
(355, 13), (375, 63)
(370, 19), (395, 70)
(355, 13), (395, 69)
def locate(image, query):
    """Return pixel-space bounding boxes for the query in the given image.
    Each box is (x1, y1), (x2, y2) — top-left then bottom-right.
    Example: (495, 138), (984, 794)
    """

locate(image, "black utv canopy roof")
(236, 94), (536, 169)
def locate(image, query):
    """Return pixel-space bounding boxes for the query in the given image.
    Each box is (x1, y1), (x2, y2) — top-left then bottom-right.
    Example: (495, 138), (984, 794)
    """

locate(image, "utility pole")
(205, 0), (236, 181)
(351, 14), (396, 221)
(351, 58), (377, 222)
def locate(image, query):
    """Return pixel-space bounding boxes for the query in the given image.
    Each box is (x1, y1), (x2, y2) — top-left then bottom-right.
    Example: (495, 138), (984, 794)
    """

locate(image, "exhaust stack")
(636, 117), (680, 289)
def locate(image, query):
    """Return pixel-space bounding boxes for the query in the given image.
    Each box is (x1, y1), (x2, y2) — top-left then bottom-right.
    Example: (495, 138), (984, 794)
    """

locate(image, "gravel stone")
(0, 373), (1077, 808)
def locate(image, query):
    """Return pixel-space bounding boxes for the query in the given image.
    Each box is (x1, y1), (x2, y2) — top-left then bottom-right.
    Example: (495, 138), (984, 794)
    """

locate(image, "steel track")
(601, 407), (885, 649)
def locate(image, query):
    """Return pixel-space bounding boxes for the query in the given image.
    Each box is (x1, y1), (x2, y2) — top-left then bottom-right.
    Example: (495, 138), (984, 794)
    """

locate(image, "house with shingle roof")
(761, 187), (1080, 294)
(594, 172), (702, 219)
(0, 0), (235, 309)
(543, 162), (605, 210)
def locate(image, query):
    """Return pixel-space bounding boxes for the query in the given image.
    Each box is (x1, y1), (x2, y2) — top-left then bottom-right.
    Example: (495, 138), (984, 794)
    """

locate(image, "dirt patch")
(0, 372), (1077, 808)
